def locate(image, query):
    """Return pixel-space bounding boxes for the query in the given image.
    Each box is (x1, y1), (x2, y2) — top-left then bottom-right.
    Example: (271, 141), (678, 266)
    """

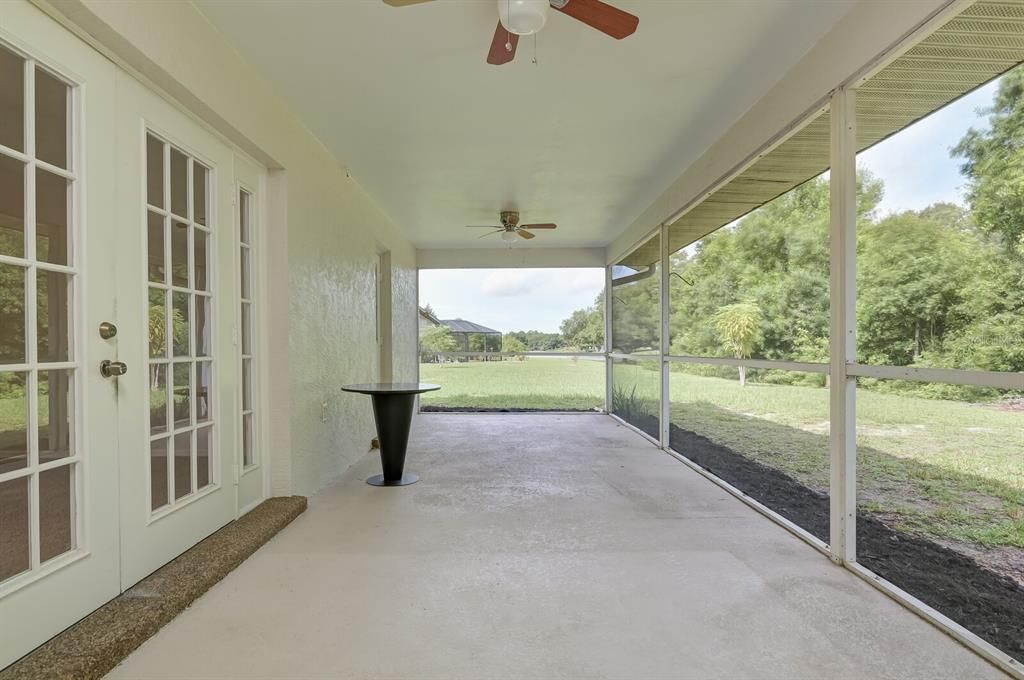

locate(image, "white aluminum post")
(604, 264), (613, 414)
(829, 87), (857, 564)
(659, 224), (670, 449)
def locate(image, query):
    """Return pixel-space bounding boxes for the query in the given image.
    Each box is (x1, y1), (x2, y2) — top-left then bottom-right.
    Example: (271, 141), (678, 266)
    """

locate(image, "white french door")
(113, 73), (237, 589)
(0, 2), (120, 668)
(1, 1), (250, 666)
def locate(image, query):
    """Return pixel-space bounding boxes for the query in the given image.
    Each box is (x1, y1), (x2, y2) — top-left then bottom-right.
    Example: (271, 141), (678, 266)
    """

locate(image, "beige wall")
(43, 0), (418, 496)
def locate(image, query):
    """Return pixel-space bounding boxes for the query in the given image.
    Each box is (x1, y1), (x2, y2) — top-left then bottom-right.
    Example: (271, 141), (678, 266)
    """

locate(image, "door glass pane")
(35, 169), (70, 266)
(170, 220), (188, 287)
(0, 263), (25, 364)
(147, 211), (166, 283)
(195, 362), (211, 423)
(39, 464), (73, 562)
(242, 412), (253, 467)
(150, 437), (169, 510)
(242, 358), (251, 411)
(239, 189), (250, 243)
(0, 372), (27, 474)
(149, 363), (168, 435)
(0, 154), (25, 259)
(173, 431), (192, 500)
(38, 369), (72, 463)
(170, 147), (187, 218)
(193, 164), (207, 227)
(34, 67), (68, 170)
(146, 134), (164, 209)
(241, 302), (252, 355)
(172, 292), (189, 357)
(148, 287), (167, 358)
(0, 46), (24, 152)
(194, 229), (208, 291)
(196, 426), (211, 489)
(0, 476), (29, 582)
(37, 270), (70, 363)
(172, 362), (190, 429)
(195, 295), (210, 357)
(240, 247), (251, 299)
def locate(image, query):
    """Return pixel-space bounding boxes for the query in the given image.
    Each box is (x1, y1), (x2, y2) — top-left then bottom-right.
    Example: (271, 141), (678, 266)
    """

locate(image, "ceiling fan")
(382, 0), (639, 65)
(467, 211), (557, 243)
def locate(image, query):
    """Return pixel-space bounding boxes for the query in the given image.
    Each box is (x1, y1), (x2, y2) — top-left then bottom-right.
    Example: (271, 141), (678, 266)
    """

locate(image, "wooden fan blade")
(554, 0), (638, 39)
(383, 0), (435, 6)
(465, 225), (501, 228)
(521, 223), (557, 229)
(517, 230), (536, 240)
(487, 20), (518, 65)
(478, 229), (505, 239)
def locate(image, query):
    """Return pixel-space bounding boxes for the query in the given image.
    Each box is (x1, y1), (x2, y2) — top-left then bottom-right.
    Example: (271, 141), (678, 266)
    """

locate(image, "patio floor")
(108, 414), (1006, 679)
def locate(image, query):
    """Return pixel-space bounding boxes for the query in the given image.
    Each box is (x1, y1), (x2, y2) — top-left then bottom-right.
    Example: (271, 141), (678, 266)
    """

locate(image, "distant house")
(439, 318), (502, 352)
(418, 308), (502, 353)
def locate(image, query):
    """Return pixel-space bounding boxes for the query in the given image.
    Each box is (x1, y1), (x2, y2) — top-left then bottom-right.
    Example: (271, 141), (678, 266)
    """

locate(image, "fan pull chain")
(505, 0), (512, 52)
(532, 33), (538, 65)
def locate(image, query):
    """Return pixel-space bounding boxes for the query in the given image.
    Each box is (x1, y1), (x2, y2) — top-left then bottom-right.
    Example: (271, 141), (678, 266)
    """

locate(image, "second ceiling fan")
(383, 0), (639, 65)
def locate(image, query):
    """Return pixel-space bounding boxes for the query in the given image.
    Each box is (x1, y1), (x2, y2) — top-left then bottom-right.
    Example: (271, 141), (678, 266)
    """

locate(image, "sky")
(419, 78), (1000, 334)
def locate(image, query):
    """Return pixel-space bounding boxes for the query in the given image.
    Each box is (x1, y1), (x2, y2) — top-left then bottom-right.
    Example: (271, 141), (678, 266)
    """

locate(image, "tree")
(502, 335), (527, 358)
(559, 300), (604, 351)
(953, 66), (1024, 257)
(712, 302), (763, 386)
(420, 325), (458, 353)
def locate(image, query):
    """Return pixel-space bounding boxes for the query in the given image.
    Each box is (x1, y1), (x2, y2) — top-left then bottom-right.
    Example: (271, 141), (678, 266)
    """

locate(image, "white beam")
(417, 247), (605, 269)
(829, 87), (857, 564)
(659, 223), (670, 449)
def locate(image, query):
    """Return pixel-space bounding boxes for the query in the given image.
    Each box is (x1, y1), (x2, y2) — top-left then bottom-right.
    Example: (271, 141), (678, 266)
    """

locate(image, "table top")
(341, 382), (441, 395)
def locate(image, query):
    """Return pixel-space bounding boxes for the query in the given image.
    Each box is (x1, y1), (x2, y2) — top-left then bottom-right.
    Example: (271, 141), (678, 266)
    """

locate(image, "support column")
(829, 87), (857, 563)
(659, 223), (670, 449)
(604, 265), (613, 414)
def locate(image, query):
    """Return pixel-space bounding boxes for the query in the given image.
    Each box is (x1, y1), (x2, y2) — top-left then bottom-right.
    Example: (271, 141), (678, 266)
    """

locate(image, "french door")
(113, 72), (237, 589)
(0, 2), (121, 667)
(0, 1), (244, 667)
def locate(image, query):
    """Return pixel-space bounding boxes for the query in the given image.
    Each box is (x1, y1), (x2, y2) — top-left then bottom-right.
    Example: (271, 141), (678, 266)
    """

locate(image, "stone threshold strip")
(0, 496), (307, 680)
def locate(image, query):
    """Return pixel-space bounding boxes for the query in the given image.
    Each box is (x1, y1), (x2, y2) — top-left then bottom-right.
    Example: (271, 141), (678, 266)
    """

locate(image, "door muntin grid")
(238, 188), (257, 470)
(145, 131), (215, 514)
(0, 43), (80, 587)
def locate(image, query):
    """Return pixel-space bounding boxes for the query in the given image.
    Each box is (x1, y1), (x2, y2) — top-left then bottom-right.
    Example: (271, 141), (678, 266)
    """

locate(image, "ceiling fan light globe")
(497, 0), (548, 36)
(500, 230), (518, 243)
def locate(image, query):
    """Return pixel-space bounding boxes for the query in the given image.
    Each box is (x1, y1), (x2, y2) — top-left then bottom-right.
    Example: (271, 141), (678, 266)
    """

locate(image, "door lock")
(100, 360), (128, 378)
(99, 321), (117, 339)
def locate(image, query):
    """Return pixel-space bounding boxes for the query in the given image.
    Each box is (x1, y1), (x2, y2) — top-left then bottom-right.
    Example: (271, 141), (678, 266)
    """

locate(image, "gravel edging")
(1, 496), (307, 680)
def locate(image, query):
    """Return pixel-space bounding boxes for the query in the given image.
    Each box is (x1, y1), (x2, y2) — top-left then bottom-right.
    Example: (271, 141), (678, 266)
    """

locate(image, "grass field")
(421, 358), (1023, 550)
(420, 358), (605, 410)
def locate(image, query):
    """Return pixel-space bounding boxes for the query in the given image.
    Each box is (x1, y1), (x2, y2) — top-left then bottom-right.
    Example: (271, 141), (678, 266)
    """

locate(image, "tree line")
(568, 68), (1024, 399)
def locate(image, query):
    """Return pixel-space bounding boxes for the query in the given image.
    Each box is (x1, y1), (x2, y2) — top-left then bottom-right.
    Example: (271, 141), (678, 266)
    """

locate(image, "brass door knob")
(100, 360), (128, 378)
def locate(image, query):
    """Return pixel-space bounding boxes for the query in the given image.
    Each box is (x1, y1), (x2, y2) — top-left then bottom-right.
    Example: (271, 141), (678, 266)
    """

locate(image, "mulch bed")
(665, 420), (1024, 664)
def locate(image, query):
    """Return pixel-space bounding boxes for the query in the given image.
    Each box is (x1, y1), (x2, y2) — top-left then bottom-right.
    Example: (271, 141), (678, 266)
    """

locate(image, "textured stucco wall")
(52, 0), (419, 496)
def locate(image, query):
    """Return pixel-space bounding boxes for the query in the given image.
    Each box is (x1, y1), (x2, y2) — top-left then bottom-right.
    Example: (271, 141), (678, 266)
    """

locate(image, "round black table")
(341, 382), (440, 486)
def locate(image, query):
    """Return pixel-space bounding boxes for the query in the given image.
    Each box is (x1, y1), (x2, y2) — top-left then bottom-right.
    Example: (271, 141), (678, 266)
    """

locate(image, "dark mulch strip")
(421, 406), (597, 413)
(664, 421), (1024, 664)
(1, 496), (307, 680)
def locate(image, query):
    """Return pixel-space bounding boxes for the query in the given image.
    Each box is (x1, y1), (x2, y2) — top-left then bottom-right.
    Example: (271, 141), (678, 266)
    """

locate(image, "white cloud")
(480, 269), (538, 297)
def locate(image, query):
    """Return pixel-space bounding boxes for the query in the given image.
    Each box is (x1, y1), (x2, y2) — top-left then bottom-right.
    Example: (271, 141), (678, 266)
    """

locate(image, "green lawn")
(420, 358), (605, 410)
(422, 358), (1023, 549)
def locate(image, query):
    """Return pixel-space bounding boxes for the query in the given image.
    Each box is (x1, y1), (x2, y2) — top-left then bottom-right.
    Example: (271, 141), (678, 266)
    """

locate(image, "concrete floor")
(109, 414), (1007, 680)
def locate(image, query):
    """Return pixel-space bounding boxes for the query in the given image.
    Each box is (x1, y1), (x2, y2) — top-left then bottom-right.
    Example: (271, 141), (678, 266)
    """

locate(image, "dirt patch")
(421, 406), (599, 413)
(663, 419), (1024, 664)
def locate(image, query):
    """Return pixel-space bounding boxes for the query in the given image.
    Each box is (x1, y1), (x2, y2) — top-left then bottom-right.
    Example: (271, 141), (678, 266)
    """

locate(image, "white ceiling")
(194, 0), (857, 250)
